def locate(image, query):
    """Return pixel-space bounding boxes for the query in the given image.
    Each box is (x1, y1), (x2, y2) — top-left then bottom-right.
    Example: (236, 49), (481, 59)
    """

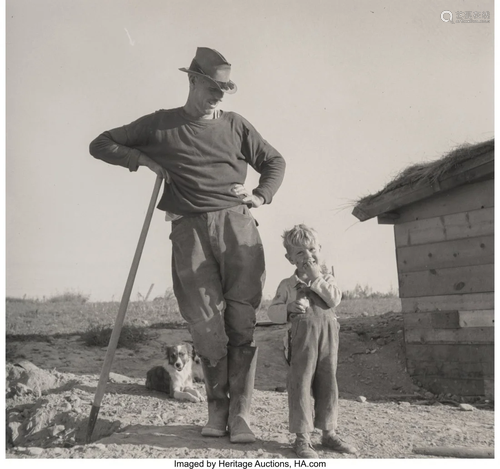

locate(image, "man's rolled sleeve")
(310, 274), (342, 309)
(252, 154), (286, 204)
(240, 118), (286, 205)
(89, 113), (153, 171)
(90, 128), (142, 172)
(126, 147), (142, 172)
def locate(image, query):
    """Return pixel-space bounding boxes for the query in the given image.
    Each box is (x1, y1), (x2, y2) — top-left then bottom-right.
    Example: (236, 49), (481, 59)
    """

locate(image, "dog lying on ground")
(146, 343), (205, 403)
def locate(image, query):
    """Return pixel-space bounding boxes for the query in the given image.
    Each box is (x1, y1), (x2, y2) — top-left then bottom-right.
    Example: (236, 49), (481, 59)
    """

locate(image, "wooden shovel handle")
(87, 175), (163, 440)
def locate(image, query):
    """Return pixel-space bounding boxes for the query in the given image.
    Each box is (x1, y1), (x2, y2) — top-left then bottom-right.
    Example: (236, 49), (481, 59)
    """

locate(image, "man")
(89, 47), (286, 443)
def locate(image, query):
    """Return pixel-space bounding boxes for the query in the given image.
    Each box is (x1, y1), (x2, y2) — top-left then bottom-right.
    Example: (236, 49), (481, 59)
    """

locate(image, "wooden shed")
(352, 139), (494, 399)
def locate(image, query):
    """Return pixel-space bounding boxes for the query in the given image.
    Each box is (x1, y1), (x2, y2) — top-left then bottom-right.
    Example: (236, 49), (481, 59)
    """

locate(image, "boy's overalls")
(287, 284), (340, 433)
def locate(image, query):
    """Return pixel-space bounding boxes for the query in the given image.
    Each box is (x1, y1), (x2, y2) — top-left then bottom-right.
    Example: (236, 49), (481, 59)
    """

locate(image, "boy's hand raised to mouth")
(304, 259), (321, 282)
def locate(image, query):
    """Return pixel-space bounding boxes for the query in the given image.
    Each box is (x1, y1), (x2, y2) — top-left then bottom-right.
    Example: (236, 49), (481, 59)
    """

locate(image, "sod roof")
(352, 139), (494, 222)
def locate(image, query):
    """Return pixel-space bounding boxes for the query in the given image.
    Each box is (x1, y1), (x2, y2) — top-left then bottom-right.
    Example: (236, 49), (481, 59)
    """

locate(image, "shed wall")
(393, 180), (494, 398)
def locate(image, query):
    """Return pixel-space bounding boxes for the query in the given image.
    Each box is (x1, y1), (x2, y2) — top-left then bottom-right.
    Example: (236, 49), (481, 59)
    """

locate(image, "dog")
(146, 343), (205, 403)
(191, 349), (205, 383)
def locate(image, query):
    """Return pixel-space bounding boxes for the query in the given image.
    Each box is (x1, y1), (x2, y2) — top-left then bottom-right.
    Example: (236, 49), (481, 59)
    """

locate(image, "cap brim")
(179, 68), (237, 94)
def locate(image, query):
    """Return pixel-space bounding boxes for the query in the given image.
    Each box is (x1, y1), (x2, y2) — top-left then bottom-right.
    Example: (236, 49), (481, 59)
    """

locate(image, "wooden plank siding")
(398, 264), (494, 298)
(401, 293), (494, 312)
(406, 360), (494, 379)
(404, 326), (494, 345)
(390, 179), (494, 224)
(396, 235), (493, 274)
(459, 310), (495, 327)
(404, 344), (494, 396)
(405, 343), (493, 365)
(394, 207), (493, 248)
(484, 379), (494, 400)
(411, 377), (486, 396)
(403, 310), (494, 329)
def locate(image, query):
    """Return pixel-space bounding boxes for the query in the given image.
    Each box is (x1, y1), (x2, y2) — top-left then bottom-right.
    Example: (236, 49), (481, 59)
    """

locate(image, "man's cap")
(179, 47), (237, 94)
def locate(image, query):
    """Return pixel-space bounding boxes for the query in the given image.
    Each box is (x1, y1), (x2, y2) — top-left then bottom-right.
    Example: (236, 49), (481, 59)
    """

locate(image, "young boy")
(268, 225), (357, 458)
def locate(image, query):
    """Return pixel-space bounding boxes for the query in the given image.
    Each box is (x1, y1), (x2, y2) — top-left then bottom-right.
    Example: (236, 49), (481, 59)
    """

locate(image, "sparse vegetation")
(6, 296), (31, 303)
(5, 286), (401, 337)
(81, 324), (149, 349)
(342, 283), (398, 300)
(5, 288), (184, 337)
(47, 291), (90, 304)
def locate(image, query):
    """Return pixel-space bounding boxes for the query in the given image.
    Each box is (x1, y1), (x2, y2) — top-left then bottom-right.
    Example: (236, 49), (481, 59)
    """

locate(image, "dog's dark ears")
(161, 343), (197, 358)
(184, 341), (198, 359)
(185, 343), (195, 358)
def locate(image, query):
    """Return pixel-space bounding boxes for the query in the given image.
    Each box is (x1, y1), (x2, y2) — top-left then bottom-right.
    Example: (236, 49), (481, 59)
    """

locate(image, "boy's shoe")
(294, 438), (318, 459)
(321, 434), (357, 454)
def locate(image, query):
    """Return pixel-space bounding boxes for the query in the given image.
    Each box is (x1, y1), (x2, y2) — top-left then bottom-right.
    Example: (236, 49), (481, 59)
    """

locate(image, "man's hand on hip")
(243, 194), (265, 208)
(138, 154), (171, 183)
(232, 184), (264, 208)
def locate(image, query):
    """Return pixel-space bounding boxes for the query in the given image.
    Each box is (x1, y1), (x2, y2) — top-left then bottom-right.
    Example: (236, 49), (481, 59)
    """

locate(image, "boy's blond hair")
(282, 224), (319, 253)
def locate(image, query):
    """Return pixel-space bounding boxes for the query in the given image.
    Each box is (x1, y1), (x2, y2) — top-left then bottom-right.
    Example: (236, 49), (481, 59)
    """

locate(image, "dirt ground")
(5, 312), (495, 459)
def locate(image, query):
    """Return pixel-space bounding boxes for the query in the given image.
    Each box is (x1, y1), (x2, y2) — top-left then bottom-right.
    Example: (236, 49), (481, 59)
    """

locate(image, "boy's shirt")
(267, 272), (342, 324)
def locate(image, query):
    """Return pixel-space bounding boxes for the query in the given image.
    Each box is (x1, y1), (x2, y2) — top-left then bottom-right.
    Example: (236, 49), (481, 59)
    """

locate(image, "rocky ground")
(5, 312), (495, 459)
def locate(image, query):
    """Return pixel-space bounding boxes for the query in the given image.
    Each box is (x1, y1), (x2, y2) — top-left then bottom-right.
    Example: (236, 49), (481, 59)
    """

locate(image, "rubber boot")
(228, 345), (258, 443)
(201, 355), (230, 437)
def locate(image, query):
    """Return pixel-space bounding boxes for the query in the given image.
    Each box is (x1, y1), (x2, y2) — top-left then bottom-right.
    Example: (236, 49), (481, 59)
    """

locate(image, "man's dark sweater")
(89, 107), (286, 215)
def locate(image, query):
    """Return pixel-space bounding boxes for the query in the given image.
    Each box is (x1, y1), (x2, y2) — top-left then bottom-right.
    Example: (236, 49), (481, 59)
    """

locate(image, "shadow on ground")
(95, 424), (295, 458)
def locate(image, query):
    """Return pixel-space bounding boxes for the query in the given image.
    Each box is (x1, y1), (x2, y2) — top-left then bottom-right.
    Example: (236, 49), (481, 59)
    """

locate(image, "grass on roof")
(356, 139), (494, 207)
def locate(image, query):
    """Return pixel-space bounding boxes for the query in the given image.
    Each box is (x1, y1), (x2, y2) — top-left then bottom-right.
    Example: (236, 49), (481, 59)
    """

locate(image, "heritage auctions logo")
(441, 10), (490, 23)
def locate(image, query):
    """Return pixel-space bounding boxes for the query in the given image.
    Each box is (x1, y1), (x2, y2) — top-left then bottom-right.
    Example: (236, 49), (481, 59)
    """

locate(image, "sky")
(5, 0), (494, 302)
